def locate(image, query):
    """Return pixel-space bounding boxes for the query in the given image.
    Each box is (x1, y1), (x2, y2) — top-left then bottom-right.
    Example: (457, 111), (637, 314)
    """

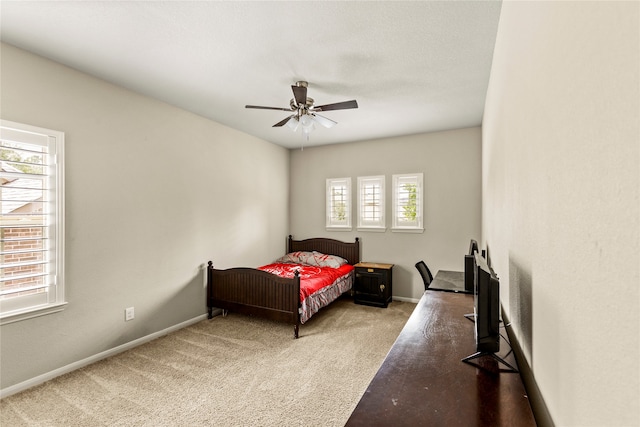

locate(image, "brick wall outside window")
(1, 226), (45, 297)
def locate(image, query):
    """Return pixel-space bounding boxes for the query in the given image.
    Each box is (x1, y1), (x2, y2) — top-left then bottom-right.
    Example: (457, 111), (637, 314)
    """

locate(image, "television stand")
(462, 350), (519, 373)
(460, 314), (516, 372)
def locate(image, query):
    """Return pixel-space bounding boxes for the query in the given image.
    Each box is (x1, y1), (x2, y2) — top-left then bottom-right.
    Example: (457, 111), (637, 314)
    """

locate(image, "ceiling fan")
(245, 81), (358, 133)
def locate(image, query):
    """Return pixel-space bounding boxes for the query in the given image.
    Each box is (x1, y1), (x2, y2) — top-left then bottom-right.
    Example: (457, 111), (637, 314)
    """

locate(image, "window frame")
(326, 177), (352, 231)
(391, 173), (424, 233)
(0, 120), (66, 325)
(357, 175), (386, 232)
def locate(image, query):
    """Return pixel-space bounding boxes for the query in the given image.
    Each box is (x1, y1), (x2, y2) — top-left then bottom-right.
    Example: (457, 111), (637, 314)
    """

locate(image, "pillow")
(274, 251), (313, 265)
(274, 251), (348, 268)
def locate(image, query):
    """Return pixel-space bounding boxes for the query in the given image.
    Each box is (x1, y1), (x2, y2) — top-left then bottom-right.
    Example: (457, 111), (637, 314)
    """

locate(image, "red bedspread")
(258, 262), (354, 301)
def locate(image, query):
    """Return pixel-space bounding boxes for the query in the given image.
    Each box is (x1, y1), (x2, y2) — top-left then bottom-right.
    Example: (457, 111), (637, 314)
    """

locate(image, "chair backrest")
(415, 260), (433, 290)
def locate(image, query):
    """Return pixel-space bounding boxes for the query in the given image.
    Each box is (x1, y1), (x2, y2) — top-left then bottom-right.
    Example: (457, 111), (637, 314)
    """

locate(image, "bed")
(207, 235), (360, 338)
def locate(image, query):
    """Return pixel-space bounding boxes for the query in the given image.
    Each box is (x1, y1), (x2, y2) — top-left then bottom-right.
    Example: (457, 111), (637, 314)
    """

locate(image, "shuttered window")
(0, 120), (65, 324)
(326, 177), (352, 230)
(392, 173), (424, 232)
(357, 175), (385, 231)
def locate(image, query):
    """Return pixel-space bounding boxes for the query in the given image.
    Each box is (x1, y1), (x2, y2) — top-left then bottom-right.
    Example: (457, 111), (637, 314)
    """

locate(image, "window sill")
(326, 227), (353, 232)
(357, 227), (387, 233)
(0, 302), (68, 326)
(391, 227), (424, 234)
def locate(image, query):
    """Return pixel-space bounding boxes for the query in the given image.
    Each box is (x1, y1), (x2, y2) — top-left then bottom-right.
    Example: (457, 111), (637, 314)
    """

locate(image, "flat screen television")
(462, 253), (518, 372)
(463, 239), (479, 293)
(471, 252), (500, 354)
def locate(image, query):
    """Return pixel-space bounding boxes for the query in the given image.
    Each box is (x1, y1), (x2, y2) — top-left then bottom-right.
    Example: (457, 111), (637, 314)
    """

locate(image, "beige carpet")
(1, 297), (415, 426)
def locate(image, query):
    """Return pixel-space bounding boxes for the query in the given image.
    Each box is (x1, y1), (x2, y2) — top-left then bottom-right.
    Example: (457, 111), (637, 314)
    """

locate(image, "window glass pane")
(362, 183), (381, 220)
(331, 184), (348, 221)
(1, 140), (47, 176)
(1, 148), (50, 301)
(326, 178), (351, 229)
(397, 178), (417, 222)
(357, 175), (385, 230)
(392, 173), (423, 231)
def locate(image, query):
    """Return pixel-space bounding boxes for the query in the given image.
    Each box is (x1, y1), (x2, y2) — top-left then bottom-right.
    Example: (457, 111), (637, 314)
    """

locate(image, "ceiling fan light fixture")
(311, 113), (337, 129)
(302, 123), (315, 135)
(300, 114), (313, 129)
(301, 115), (315, 136)
(286, 116), (300, 131)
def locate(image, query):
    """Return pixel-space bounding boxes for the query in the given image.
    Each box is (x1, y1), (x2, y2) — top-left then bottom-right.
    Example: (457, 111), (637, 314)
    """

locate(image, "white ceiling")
(0, 1), (502, 149)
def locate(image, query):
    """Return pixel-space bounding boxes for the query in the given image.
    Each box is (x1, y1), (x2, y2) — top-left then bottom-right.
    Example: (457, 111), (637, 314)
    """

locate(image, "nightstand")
(353, 262), (394, 308)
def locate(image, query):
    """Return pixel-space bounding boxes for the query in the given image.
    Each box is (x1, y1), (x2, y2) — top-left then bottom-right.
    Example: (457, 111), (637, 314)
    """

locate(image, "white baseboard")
(1, 313), (209, 399)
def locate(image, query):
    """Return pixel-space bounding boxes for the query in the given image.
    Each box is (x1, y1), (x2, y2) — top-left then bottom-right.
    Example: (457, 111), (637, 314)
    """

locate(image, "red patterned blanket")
(258, 262), (355, 323)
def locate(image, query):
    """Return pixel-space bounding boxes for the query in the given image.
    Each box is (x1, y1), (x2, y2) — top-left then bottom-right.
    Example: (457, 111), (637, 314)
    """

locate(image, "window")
(326, 177), (351, 230)
(392, 173), (424, 233)
(1, 120), (65, 324)
(357, 175), (385, 231)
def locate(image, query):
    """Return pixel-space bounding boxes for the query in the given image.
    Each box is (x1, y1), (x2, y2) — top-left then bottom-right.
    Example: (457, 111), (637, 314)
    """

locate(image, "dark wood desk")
(429, 269), (470, 293)
(345, 291), (536, 427)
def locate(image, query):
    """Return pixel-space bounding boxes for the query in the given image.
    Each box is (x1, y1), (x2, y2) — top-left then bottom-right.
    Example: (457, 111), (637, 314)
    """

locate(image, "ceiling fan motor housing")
(290, 97), (314, 113)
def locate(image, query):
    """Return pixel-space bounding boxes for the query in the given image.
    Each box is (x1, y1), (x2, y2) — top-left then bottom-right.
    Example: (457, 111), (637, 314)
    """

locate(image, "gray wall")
(0, 43), (289, 390)
(483, 2), (639, 425)
(290, 128), (482, 301)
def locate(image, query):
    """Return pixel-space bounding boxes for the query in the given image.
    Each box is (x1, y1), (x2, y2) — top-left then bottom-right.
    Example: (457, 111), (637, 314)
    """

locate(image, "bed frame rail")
(207, 263), (301, 337)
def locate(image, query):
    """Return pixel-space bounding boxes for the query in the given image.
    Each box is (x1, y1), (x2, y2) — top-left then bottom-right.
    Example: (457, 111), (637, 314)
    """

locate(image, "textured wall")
(482, 2), (639, 425)
(0, 43), (289, 390)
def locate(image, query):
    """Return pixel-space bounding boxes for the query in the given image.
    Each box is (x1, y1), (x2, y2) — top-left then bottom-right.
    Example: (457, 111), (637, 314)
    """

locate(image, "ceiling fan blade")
(315, 100), (358, 112)
(246, 105), (292, 112)
(273, 115), (295, 127)
(291, 84), (307, 107)
(311, 113), (337, 128)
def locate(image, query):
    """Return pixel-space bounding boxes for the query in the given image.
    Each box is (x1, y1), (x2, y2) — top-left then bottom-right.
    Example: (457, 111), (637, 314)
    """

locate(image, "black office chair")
(415, 260), (434, 290)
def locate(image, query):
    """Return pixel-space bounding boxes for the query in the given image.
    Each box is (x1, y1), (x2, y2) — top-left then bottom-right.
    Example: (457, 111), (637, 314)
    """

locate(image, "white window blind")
(357, 175), (385, 231)
(392, 173), (424, 232)
(1, 120), (65, 324)
(326, 177), (351, 230)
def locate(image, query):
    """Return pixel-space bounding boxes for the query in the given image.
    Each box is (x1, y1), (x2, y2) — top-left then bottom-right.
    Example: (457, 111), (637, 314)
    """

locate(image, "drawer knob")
(380, 284), (385, 291)
(368, 268), (374, 273)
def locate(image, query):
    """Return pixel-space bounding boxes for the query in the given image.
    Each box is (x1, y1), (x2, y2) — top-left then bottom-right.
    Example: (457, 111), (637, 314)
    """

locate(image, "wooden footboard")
(207, 236), (360, 339)
(207, 262), (302, 338)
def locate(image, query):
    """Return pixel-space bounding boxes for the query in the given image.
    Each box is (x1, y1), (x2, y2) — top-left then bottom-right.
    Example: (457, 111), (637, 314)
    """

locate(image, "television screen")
(473, 252), (500, 354)
(463, 239), (479, 292)
(468, 239), (479, 255)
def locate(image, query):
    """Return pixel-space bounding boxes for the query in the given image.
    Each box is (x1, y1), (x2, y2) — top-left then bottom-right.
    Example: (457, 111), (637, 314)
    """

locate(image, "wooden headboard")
(287, 235), (360, 265)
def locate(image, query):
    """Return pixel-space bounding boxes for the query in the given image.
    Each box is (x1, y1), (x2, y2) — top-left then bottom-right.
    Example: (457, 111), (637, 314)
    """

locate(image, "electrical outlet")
(125, 307), (135, 321)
